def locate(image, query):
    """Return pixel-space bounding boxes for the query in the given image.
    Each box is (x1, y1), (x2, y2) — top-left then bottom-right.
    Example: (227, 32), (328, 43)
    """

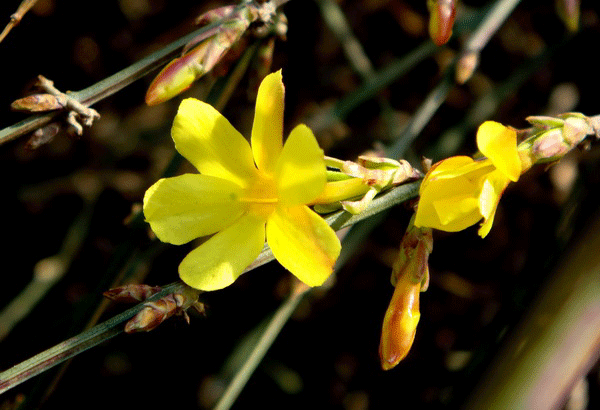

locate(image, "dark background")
(1, 0), (600, 409)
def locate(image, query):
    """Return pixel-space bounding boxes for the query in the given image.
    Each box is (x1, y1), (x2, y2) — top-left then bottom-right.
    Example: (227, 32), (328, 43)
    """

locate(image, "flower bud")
(455, 51), (478, 85)
(145, 6), (258, 105)
(11, 94), (67, 112)
(556, 0), (580, 32)
(379, 218), (432, 370)
(523, 113), (597, 163)
(317, 155), (421, 214)
(124, 288), (203, 333)
(427, 0), (456, 46)
(530, 129), (570, 161)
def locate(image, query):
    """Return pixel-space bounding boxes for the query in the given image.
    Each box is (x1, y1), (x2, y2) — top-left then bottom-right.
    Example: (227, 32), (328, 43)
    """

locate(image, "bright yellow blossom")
(143, 71), (341, 291)
(414, 121), (522, 237)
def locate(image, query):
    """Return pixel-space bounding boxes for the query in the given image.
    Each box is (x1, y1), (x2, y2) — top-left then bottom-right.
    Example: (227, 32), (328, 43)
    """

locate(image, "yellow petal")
(477, 170), (511, 237)
(476, 121), (521, 182)
(179, 214), (266, 291)
(276, 124), (326, 205)
(420, 156), (473, 194)
(266, 205), (340, 286)
(172, 98), (259, 187)
(143, 174), (246, 245)
(251, 71), (285, 175)
(431, 196), (482, 231)
(415, 167), (483, 231)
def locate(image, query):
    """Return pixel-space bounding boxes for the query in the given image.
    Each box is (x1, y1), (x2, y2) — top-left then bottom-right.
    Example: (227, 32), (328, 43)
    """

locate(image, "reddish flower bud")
(427, 0), (456, 46)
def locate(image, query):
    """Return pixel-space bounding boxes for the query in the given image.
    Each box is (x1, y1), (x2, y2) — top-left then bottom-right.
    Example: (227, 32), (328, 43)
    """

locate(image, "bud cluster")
(519, 113), (600, 164)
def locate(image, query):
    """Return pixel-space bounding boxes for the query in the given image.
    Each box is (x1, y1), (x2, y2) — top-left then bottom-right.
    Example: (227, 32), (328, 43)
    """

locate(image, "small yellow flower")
(414, 121), (522, 237)
(143, 71), (341, 291)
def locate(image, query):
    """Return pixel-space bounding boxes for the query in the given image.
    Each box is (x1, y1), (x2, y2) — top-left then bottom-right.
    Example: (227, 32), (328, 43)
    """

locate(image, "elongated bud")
(26, 123), (61, 150)
(556, 0), (580, 32)
(145, 40), (213, 105)
(125, 287), (203, 333)
(11, 94), (67, 112)
(379, 216), (432, 370)
(103, 284), (162, 303)
(145, 5), (264, 105)
(427, 0), (456, 46)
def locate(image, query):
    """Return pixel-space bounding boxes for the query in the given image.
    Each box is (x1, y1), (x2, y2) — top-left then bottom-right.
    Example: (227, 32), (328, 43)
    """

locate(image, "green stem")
(0, 181), (420, 395)
(214, 283), (309, 410)
(0, 283), (183, 395)
(464, 0), (522, 53)
(0, 0), (275, 146)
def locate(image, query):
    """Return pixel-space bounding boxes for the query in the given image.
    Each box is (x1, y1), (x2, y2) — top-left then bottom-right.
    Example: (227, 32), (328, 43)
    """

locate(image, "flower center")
(238, 171), (279, 220)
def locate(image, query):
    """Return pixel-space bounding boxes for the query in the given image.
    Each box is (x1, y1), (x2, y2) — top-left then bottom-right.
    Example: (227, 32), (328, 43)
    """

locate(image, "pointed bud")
(145, 41), (212, 106)
(145, 7), (257, 105)
(124, 287), (202, 333)
(456, 51), (478, 84)
(103, 284), (162, 303)
(11, 94), (67, 112)
(427, 0), (457, 46)
(26, 123), (61, 150)
(379, 217), (432, 370)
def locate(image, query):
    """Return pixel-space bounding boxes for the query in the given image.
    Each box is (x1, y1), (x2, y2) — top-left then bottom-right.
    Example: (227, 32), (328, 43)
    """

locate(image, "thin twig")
(456, 0), (522, 83)
(0, 180), (420, 396)
(0, 201), (95, 341)
(0, 0), (281, 146)
(214, 281), (310, 410)
(0, 282), (183, 395)
(0, 0), (40, 44)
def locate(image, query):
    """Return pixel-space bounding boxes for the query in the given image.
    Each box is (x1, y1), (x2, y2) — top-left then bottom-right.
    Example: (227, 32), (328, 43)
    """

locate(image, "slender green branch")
(0, 180), (420, 396)
(0, 0), (40, 44)
(317, 0), (374, 80)
(214, 282), (310, 410)
(0, 282), (183, 395)
(0, 0), (282, 146)
(0, 18), (215, 145)
(387, 66), (455, 159)
(457, 0), (522, 83)
(210, 2), (525, 406)
(0, 200), (95, 341)
(464, 0), (521, 53)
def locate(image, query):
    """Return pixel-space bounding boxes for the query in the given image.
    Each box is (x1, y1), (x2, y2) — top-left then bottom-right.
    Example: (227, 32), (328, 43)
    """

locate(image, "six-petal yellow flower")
(143, 71), (341, 291)
(414, 121), (522, 237)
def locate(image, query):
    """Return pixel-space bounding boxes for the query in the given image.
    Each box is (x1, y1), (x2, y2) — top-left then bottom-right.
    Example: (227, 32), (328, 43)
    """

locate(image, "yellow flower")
(414, 121), (522, 237)
(143, 71), (341, 291)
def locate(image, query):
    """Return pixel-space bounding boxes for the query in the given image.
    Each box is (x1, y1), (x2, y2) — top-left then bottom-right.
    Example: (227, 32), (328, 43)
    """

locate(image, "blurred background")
(1, 0), (600, 408)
